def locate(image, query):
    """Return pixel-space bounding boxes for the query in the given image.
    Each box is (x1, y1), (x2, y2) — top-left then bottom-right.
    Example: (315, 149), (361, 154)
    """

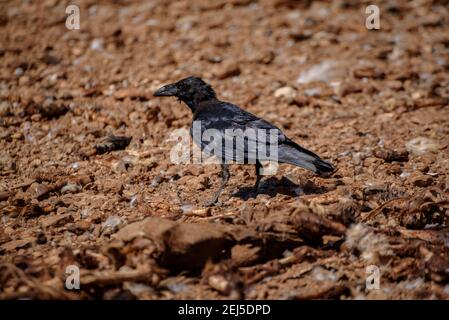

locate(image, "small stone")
(21, 204), (45, 219)
(88, 212), (103, 225)
(373, 149), (409, 162)
(99, 179), (124, 194)
(11, 132), (23, 140)
(405, 137), (440, 156)
(248, 50), (275, 64)
(123, 282), (156, 298)
(73, 174), (93, 186)
(0, 191), (11, 201)
(274, 86), (297, 104)
(0, 101), (12, 117)
(363, 182), (387, 195)
(386, 164), (402, 175)
(181, 204), (194, 213)
(90, 38), (104, 51)
(189, 208), (211, 217)
(14, 67), (24, 76)
(61, 183), (82, 194)
(150, 175), (164, 187)
(400, 171), (411, 179)
(205, 55), (224, 63)
(409, 173), (434, 187)
(29, 158), (42, 167)
(214, 62), (241, 79)
(112, 160), (127, 172)
(0, 238), (35, 252)
(39, 98), (69, 119)
(303, 87), (322, 97)
(115, 217), (233, 269)
(41, 213), (73, 228)
(41, 53), (60, 65)
(337, 82), (362, 97)
(72, 47), (83, 56)
(102, 215), (122, 233)
(297, 60), (341, 84)
(208, 275), (231, 294)
(112, 157), (134, 172)
(80, 209), (91, 219)
(26, 183), (51, 200)
(68, 220), (91, 235)
(94, 134), (132, 154)
(19, 75), (30, 86)
(0, 228), (11, 245)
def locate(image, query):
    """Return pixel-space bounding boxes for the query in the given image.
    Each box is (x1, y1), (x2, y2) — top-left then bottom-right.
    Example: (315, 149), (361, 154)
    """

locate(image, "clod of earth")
(94, 134), (132, 155)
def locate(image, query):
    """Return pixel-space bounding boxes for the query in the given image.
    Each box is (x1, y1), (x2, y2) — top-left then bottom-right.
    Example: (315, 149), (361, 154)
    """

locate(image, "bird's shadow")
(232, 176), (328, 200)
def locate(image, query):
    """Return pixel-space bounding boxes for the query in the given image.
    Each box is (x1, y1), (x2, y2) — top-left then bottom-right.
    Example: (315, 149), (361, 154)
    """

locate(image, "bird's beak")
(153, 84), (179, 97)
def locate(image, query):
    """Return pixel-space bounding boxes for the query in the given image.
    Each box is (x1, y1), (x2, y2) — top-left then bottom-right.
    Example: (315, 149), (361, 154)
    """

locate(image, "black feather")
(154, 77), (335, 175)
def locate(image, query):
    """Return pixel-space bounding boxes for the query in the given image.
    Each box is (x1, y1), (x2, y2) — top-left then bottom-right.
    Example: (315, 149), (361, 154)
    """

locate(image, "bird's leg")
(253, 160), (262, 196)
(204, 163), (230, 207)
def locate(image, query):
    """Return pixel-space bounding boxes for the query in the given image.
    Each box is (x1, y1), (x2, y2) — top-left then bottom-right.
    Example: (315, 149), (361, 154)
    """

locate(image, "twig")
(361, 197), (408, 222)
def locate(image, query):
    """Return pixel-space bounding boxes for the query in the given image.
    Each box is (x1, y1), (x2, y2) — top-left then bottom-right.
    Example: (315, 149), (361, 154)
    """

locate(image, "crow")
(154, 76), (334, 205)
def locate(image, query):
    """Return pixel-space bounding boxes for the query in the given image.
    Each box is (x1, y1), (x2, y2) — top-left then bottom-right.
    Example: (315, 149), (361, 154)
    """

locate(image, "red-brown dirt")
(1, 0), (448, 299)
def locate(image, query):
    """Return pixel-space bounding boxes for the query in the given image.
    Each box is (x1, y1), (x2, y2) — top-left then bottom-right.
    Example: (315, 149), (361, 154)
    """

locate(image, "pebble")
(41, 213), (73, 228)
(150, 175), (164, 187)
(26, 183), (51, 199)
(190, 208), (211, 217)
(102, 215), (122, 232)
(14, 67), (24, 76)
(297, 60), (341, 84)
(19, 75), (30, 86)
(1, 238), (35, 252)
(61, 183), (82, 194)
(0, 101), (12, 117)
(405, 137), (440, 156)
(274, 86), (297, 103)
(208, 275), (231, 294)
(90, 38), (104, 51)
(68, 220), (91, 234)
(21, 204), (45, 219)
(409, 173), (434, 187)
(80, 208), (91, 219)
(303, 87), (322, 97)
(181, 204), (194, 213)
(214, 62), (241, 79)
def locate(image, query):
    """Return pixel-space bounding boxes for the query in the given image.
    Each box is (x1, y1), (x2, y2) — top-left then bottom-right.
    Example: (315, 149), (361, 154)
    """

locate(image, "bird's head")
(153, 76), (216, 109)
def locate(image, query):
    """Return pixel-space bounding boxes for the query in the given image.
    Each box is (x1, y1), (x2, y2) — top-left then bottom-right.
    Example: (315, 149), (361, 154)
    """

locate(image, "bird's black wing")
(193, 101), (334, 173)
(228, 106), (333, 169)
(192, 102), (285, 163)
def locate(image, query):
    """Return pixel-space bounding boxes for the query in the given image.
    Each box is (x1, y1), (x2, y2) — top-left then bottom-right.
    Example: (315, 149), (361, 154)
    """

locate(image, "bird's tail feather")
(278, 140), (335, 175)
(311, 157), (335, 175)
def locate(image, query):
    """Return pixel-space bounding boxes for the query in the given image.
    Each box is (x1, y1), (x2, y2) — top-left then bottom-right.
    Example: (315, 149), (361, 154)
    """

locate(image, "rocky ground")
(1, 0), (449, 299)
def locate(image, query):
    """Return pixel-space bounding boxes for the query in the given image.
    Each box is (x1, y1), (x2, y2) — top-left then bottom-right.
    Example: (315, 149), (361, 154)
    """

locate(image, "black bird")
(154, 76), (334, 205)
